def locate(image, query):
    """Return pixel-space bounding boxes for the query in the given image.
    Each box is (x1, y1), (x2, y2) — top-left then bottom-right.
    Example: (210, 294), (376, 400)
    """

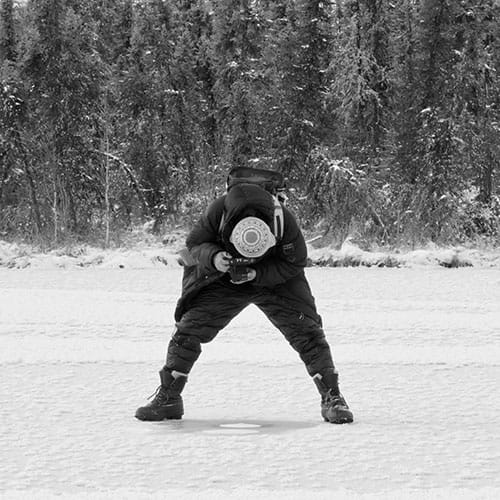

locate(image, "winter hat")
(221, 183), (276, 257)
(229, 216), (276, 258)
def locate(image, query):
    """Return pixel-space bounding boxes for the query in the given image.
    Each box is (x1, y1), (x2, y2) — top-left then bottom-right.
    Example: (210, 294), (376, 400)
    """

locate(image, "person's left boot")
(313, 369), (353, 424)
(135, 368), (187, 421)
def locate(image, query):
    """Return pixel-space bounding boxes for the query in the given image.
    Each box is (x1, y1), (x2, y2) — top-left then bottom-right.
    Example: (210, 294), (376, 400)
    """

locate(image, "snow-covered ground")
(1, 249), (500, 498)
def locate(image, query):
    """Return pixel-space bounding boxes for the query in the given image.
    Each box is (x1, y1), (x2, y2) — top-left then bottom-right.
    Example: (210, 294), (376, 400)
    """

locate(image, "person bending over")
(135, 180), (353, 424)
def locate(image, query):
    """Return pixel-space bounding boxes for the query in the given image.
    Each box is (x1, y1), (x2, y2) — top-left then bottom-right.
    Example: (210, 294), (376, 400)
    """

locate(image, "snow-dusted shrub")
(303, 147), (388, 248)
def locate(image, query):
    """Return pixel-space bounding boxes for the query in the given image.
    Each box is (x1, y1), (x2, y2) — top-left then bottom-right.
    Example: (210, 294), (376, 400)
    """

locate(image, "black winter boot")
(313, 369), (353, 424)
(135, 369), (187, 421)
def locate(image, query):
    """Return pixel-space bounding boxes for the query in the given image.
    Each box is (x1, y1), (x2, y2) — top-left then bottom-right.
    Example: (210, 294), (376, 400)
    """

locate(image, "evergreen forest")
(1, 0), (499, 248)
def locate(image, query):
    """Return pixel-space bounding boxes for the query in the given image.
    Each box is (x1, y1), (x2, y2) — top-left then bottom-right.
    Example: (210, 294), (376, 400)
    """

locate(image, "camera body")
(228, 257), (257, 282)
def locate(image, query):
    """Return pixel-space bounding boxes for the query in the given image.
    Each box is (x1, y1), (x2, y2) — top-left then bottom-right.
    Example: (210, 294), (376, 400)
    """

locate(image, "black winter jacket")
(174, 184), (317, 322)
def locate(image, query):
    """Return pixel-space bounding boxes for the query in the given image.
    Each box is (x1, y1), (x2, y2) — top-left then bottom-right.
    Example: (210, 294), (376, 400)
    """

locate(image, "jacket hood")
(221, 183), (275, 252)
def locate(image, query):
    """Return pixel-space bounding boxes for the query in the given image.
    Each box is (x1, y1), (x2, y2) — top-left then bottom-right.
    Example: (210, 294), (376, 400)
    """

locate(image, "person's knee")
(285, 324), (326, 348)
(167, 327), (219, 363)
(170, 331), (202, 353)
(294, 334), (329, 356)
(166, 331), (203, 373)
(284, 330), (334, 373)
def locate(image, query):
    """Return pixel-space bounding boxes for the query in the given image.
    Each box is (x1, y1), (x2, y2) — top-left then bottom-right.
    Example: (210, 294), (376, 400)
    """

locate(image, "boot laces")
(148, 385), (170, 404)
(325, 390), (348, 409)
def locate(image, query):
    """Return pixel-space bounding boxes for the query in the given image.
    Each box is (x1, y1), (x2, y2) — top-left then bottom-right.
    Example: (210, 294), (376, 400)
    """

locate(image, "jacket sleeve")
(185, 197), (225, 273)
(251, 207), (308, 287)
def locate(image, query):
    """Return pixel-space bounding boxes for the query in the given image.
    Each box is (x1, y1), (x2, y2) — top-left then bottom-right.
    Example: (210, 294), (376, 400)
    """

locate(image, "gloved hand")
(229, 265), (257, 284)
(229, 267), (256, 284)
(213, 251), (232, 273)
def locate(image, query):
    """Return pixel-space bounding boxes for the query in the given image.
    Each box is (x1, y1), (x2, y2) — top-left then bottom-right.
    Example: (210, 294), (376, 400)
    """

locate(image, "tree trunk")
(104, 95), (110, 248)
(478, 150), (494, 204)
(24, 163), (43, 237)
(53, 172), (58, 244)
(0, 0), (15, 62)
(12, 128), (43, 236)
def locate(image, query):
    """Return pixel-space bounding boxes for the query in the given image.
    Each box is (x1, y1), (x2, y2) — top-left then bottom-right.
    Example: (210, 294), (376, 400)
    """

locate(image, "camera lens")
(243, 229), (260, 245)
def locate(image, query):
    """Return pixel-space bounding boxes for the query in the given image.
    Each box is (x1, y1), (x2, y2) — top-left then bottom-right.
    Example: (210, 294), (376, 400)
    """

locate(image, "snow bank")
(308, 239), (500, 268)
(0, 240), (182, 270)
(1, 238), (499, 269)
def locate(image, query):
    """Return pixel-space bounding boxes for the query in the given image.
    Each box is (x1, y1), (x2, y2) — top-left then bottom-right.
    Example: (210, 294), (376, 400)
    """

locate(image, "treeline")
(0, 0), (499, 247)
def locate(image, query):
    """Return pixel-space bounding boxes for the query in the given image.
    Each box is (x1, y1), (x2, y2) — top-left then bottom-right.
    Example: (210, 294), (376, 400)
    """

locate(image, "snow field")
(1, 267), (499, 499)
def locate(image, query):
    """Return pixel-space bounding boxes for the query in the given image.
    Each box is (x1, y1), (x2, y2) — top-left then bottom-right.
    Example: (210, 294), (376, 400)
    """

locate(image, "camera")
(228, 257), (257, 282)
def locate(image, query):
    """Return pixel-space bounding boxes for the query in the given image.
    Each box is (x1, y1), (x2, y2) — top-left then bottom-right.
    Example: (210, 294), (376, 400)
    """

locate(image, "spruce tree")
(172, 0), (219, 190)
(329, 0), (391, 160)
(262, 0), (333, 178)
(210, 0), (263, 168)
(0, 0), (14, 62)
(451, 0), (500, 205)
(22, 0), (105, 241)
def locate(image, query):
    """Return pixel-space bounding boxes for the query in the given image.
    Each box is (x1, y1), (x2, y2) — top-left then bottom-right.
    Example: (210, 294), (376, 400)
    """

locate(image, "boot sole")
(323, 415), (353, 424)
(135, 411), (183, 421)
(322, 409), (353, 424)
(135, 403), (184, 421)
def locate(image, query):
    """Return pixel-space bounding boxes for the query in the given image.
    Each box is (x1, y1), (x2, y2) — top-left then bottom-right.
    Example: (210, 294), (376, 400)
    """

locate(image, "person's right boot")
(135, 368), (187, 421)
(313, 368), (353, 424)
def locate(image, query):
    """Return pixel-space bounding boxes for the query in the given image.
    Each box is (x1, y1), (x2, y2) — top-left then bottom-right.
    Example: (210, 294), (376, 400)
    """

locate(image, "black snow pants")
(165, 278), (335, 376)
